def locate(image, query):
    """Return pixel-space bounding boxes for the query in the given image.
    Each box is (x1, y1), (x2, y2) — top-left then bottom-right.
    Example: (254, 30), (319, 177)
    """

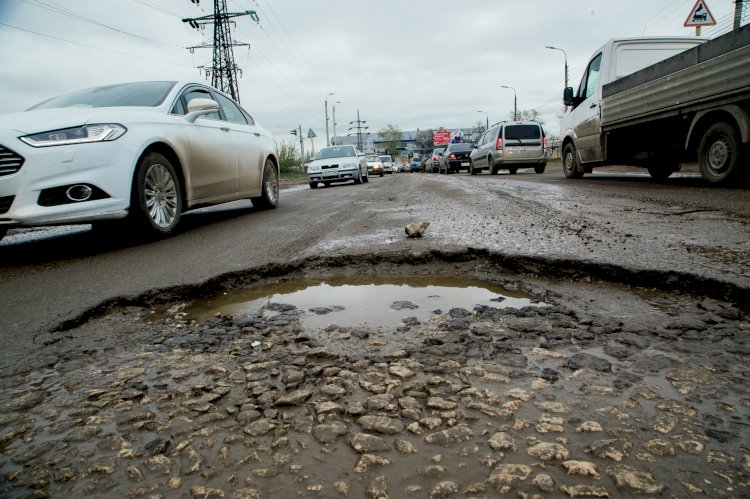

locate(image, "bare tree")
(378, 125), (404, 157)
(508, 109), (544, 125)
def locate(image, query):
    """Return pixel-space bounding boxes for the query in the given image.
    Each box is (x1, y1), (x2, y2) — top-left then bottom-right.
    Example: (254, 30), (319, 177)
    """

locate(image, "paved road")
(1, 165), (748, 365)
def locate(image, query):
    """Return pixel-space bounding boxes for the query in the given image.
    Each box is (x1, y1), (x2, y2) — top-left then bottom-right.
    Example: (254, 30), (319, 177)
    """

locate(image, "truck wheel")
(509, 167), (518, 175)
(309, 181), (318, 189)
(534, 165), (546, 174)
(563, 143), (584, 179)
(698, 122), (743, 183)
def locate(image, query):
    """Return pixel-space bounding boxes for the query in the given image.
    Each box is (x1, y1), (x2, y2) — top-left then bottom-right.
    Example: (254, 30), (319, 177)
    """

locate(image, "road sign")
(307, 128), (317, 139)
(684, 0), (716, 27)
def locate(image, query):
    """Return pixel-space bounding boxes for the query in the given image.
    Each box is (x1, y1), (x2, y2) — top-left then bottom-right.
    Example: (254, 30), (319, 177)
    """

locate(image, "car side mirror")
(563, 87), (575, 107)
(185, 98), (220, 123)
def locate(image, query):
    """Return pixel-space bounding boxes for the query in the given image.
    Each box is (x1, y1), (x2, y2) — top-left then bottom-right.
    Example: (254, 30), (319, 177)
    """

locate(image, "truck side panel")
(601, 43), (750, 129)
(603, 25), (749, 98)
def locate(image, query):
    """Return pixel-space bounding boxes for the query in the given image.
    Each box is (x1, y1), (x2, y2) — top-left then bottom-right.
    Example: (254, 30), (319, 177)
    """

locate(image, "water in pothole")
(185, 274), (542, 328)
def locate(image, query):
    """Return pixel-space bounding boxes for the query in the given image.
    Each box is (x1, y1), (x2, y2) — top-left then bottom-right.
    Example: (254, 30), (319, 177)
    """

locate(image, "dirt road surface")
(1, 165), (748, 497)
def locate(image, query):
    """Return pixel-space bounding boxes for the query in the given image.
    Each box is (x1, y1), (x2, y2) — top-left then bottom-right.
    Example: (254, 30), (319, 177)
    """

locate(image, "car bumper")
(308, 167), (358, 183)
(0, 135), (135, 228)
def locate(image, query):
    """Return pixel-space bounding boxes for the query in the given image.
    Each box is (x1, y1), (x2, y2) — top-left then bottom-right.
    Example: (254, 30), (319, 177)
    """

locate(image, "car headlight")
(308, 165), (321, 173)
(19, 124), (127, 148)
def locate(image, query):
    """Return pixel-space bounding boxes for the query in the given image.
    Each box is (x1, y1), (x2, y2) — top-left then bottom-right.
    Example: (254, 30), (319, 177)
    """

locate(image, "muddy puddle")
(1, 257), (749, 498)
(180, 274), (542, 329)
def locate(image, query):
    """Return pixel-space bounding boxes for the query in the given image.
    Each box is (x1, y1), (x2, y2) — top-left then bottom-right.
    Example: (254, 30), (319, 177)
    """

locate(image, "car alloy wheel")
(252, 158), (279, 209)
(133, 152), (182, 237)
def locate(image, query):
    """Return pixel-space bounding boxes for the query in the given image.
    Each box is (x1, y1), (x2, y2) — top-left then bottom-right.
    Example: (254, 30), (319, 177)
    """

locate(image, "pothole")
(180, 274), (544, 329)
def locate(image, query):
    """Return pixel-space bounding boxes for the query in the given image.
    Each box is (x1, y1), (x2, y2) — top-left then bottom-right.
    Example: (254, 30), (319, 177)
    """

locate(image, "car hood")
(309, 157), (358, 168)
(0, 107), (163, 134)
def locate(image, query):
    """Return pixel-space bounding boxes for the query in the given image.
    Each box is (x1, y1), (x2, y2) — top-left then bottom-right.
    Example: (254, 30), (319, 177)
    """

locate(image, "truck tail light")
(543, 136), (548, 148)
(496, 137), (503, 150)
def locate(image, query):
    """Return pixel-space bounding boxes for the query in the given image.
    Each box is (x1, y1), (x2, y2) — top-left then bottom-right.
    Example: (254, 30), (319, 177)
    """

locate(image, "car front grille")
(321, 164), (339, 170)
(0, 195), (14, 214)
(0, 144), (24, 177)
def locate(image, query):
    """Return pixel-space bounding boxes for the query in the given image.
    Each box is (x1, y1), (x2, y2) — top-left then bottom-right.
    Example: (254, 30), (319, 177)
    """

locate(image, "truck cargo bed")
(602, 25), (750, 130)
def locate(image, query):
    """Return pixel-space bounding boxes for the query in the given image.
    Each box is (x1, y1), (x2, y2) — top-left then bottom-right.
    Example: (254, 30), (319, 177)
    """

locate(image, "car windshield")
(505, 125), (541, 140)
(379, 156), (391, 162)
(28, 81), (177, 110)
(365, 156), (380, 162)
(315, 146), (356, 160)
(449, 144), (474, 152)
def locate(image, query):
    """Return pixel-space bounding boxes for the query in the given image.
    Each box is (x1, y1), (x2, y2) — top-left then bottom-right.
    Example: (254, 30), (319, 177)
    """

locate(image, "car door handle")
(589, 103), (597, 109)
(254, 132), (261, 137)
(220, 127), (230, 132)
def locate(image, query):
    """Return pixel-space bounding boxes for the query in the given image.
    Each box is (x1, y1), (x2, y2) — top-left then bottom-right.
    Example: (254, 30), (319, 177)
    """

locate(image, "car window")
(505, 125), (541, 140)
(449, 143), (473, 152)
(28, 81), (176, 110)
(213, 92), (248, 124)
(579, 52), (602, 100)
(316, 146), (356, 160)
(175, 88), (220, 120)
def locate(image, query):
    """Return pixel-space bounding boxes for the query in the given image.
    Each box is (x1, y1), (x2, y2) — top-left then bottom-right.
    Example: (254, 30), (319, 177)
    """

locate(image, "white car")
(306, 145), (368, 188)
(0, 80), (279, 242)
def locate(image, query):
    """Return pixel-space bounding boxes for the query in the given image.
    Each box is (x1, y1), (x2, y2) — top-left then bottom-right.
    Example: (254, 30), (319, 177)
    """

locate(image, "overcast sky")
(0, 0), (744, 145)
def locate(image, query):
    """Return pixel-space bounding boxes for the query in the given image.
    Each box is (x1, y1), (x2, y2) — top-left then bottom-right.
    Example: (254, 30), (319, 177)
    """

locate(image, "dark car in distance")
(439, 143), (474, 174)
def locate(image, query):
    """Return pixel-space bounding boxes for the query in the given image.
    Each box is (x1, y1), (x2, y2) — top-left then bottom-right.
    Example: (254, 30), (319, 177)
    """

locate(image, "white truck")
(560, 25), (750, 183)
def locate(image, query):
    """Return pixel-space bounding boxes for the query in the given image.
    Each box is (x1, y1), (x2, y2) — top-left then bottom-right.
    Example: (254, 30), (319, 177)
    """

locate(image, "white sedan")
(0, 80), (280, 242)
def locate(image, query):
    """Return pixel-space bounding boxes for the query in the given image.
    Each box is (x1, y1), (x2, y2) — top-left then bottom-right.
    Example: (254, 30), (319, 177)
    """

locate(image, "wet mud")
(1, 250), (749, 498)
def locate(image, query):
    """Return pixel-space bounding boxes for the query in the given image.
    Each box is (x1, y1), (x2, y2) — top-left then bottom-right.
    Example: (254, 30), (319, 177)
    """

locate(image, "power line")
(0, 21), (194, 67)
(20, 0), (186, 53)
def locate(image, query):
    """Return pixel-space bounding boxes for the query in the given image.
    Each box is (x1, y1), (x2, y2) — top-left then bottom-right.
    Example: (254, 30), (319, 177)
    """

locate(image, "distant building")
(332, 126), (483, 155)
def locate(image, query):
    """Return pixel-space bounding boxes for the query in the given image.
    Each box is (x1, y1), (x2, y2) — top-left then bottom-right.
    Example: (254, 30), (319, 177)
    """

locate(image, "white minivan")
(469, 121), (547, 175)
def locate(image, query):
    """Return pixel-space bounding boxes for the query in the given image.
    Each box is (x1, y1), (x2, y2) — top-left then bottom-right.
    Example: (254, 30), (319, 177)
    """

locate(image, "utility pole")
(735, 0), (745, 30)
(289, 126), (304, 165)
(183, 0), (258, 103)
(332, 101), (341, 146)
(349, 110), (368, 151)
(324, 92), (334, 147)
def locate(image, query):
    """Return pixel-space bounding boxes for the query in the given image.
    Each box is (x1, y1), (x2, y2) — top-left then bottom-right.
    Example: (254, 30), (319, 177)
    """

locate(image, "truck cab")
(560, 37), (706, 169)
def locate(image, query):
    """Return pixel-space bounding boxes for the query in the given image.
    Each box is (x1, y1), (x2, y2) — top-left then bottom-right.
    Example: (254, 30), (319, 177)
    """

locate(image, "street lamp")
(324, 92), (334, 147)
(500, 85), (517, 121)
(545, 46), (569, 88)
(476, 110), (489, 131)
(332, 101), (341, 146)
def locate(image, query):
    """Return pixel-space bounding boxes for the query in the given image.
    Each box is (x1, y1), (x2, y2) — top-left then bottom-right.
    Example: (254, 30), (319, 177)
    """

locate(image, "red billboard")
(433, 130), (451, 145)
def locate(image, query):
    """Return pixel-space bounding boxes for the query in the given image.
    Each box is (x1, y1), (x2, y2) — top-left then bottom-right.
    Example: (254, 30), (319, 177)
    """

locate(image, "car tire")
(563, 142), (584, 179)
(354, 169), (363, 185)
(469, 161), (477, 175)
(380, 170), (384, 177)
(698, 122), (744, 183)
(309, 181), (318, 189)
(509, 167), (518, 175)
(489, 157), (498, 175)
(0, 227), (7, 243)
(251, 158), (279, 210)
(364, 169), (369, 183)
(534, 165), (546, 174)
(131, 151), (182, 238)
(323, 181), (331, 187)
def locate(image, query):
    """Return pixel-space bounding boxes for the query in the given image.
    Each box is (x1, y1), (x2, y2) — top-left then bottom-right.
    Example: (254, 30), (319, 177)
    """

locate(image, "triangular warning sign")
(684, 0), (716, 27)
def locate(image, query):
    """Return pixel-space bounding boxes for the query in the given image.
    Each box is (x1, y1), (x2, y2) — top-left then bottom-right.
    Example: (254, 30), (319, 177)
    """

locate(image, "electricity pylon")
(182, 0), (258, 103)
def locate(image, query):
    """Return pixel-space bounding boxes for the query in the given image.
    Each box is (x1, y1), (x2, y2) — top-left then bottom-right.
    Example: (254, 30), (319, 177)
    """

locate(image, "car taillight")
(496, 137), (503, 150)
(449, 153), (456, 159)
(433, 155), (438, 160)
(543, 136), (547, 148)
